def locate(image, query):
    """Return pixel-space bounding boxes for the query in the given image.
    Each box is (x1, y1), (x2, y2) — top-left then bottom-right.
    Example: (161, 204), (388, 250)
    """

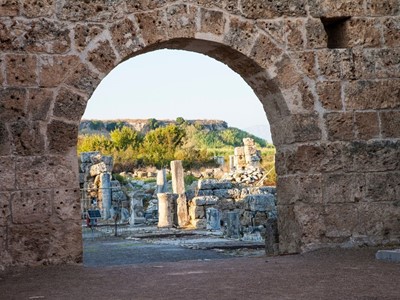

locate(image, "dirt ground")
(1, 246), (400, 300)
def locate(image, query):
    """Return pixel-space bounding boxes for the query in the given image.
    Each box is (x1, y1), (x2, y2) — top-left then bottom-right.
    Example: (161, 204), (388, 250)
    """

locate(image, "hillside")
(79, 118), (267, 148)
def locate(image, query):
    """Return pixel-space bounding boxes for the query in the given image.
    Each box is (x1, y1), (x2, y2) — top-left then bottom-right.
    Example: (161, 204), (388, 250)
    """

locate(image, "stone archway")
(1, 0), (400, 268)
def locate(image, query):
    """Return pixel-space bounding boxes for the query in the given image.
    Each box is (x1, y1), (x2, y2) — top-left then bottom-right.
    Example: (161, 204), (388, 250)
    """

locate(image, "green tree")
(77, 134), (111, 154)
(110, 126), (142, 151)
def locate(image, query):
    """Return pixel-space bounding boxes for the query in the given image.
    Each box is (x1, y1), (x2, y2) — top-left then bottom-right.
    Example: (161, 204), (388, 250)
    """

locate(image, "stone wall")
(1, 0), (400, 268)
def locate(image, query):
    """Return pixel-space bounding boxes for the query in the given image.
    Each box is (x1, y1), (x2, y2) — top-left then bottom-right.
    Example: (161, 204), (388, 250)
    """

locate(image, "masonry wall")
(0, 0), (399, 268)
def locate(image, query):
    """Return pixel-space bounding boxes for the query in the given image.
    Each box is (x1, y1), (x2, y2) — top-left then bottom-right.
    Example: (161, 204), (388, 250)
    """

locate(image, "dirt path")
(1, 247), (400, 300)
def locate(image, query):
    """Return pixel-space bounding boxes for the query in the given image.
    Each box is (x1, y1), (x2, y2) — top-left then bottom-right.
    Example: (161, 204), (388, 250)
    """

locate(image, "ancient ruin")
(1, 0), (400, 269)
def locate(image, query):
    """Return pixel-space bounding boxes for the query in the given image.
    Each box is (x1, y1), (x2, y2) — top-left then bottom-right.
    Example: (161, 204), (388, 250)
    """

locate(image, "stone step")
(375, 249), (400, 262)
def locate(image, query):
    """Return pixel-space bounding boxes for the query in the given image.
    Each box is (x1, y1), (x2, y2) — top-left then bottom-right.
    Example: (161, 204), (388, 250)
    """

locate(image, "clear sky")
(83, 49), (272, 142)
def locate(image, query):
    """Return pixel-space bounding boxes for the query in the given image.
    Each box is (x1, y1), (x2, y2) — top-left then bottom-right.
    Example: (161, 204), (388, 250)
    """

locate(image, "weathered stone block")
(47, 120), (78, 154)
(53, 88), (87, 122)
(135, 10), (167, 45)
(90, 162), (109, 177)
(157, 193), (177, 228)
(322, 173), (365, 204)
(166, 4), (197, 38)
(191, 218), (207, 229)
(0, 0), (19, 16)
(171, 160), (185, 194)
(0, 123), (11, 156)
(316, 49), (353, 80)
(0, 157), (15, 191)
(39, 55), (80, 88)
(240, 0), (307, 18)
(64, 63), (101, 94)
(88, 40), (117, 74)
(223, 17), (257, 54)
(11, 190), (53, 224)
(250, 33), (282, 69)
(256, 19), (286, 46)
(0, 192), (11, 226)
(278, 175), (323, 205)
(0, 88), (27, 122)
(200, 9), (225, 35)
(206, 208), (221, 230)
(365, 172), (400, 202)
(305, 18), (327, 49)
(74, 23), (104, 52)
(345, 80), (400, 110)
(366, 0), (400, 16)
(381, 111), (400, 138)
(317, 81), (343, 111)
(245, 194), (275, 212)
(198, 179), (232, 190)
(16, 155), (77, 189)
(10, 120), (45, 156)
(6, 54), (37, 87)
(383, 17), (400, 47)
(22, 0), (55, 17)
(176, 194), (189, 227)
(57, 0), (125, 21)
(189, 205), (204, 220)
(226, 211), (240, 238)
(27, 89), (53, 121)
(110, 18), (144, 59)
(188, 0), (239, 13)
(190, 196), (218, 206)
(286, 19), (305, 51)
(354, 112), (380, 140)
(324, 112), (354, 141)
(80, 152), (100, 163)
(308, 0), (365, 18)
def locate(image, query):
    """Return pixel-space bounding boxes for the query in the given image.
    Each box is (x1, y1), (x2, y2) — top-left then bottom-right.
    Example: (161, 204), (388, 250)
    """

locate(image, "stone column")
(226, 211), (240, 238)
(206, 208), (221, 230)
(229, 155), (235, 172)
(170, 160), (188, 227)
(157, 193), (178, 228)
(99, 173), (111, 220)
(156, 169), (167, 194)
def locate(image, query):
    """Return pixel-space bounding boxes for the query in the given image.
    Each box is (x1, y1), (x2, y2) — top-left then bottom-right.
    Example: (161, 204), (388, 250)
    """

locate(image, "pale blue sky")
(83, 49), (272, 142)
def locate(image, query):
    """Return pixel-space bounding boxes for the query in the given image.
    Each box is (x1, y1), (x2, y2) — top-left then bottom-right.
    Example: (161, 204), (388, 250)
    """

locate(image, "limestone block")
(213, 189), (231, 199)
(64, 63), (101, 94)
(317, 81), (343, 111)
(166, 4), (197, 38)
(47, 120), (78, 154)
(196, 189), (214, 197)
(171, 160), (185, 194)
(23, 19), (71, 54)
(190, 196), (218, 206)
(74, 23), (104, 52)
(206, 208), (221, 230)
(157, 193), (178, 228)
(305, 18), (327, 49)
(0, 0), (19, 16)
(39, 55), (80, 88)
(54, 188), (81, 221)
(135, 10), (167, 45)
(366, 0), (400, 16)
(88, 40), (117, 74)
(217, 198), (235, 211)
(324, 112), (354, 141)
(112, 190), (127, 202)
(324, 203), (360, 238)
(245, 194), (276, 212)
(365, 172), (400, 202)
(240, 210), (252, 226)
(198, 179), (232, 190)
(90, 153), (103, 164)
(25, 89), (52, 122)
(322, 173), (365, 204)
(125, 0), (168, 12)
(57, 0), (126, 21)
(277, 175), (323, 205)
(187, 0), (239, 13)
(90, 162), (108, 177)
(223, 17), (257, 54)
(6, 54), (37, 87)
(254, 212), (269, 227)
(176, 194), (189, 227)
(354, 112), (380, 140)
(200, 8), (225, 35)
(286, 19), (305, 51)
(250, 33), (282, 69)
(10, 121), (45, 156)
(110, 18), (144, 58)
(191, 218), (207, 229)
(226, 211), (240, 238)
(81, 152), (100, 163)
(381, 111), (400, 138)
(345, 80), (400, 110)
(349, 140), (400, 172)
(11, 190), (52, 224)
(308, 0), (365, 18)
(99, 173), (111, 220)
(156, 169), (167, 194)
(383, 17), (400, 47)
(53, 88), (87, 122)
(240, 0), (307, 18)
(189, 206), (205, 220)
(0, 193), (11, 226)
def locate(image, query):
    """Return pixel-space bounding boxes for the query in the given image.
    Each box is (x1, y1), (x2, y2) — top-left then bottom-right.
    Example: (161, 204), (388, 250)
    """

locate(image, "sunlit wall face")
(82, 49), (272, 142)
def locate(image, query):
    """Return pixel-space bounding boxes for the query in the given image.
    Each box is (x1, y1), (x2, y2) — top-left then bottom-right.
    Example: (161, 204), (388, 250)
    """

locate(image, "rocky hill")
(79, 119), (228, 135)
